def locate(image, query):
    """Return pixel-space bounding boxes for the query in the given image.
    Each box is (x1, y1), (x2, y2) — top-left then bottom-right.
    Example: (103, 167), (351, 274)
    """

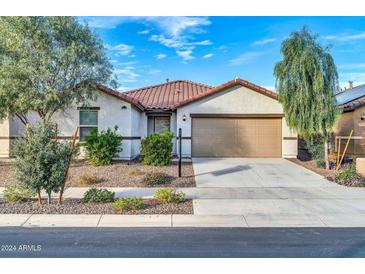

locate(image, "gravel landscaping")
(0, 159), (196, 188)
(288, 158), (335, 177)
(0, 199), (193, 214)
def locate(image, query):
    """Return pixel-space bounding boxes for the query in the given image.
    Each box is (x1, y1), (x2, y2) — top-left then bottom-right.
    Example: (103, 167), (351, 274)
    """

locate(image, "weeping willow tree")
(274, 27), (340, 169)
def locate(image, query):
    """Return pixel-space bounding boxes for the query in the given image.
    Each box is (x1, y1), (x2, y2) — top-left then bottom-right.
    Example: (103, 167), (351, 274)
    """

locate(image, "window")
(79, 110), (98, 141)
(148, 116), (170, 134)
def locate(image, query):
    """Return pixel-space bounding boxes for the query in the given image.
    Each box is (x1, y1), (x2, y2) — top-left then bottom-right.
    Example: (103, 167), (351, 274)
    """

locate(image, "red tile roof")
(172, 78), (278, 109)
(98, 78), (278, 111)
(124, 80), (213, 110)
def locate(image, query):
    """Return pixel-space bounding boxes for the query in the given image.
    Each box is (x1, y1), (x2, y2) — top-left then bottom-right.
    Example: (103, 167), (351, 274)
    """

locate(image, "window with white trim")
(79, 110), (98, 141)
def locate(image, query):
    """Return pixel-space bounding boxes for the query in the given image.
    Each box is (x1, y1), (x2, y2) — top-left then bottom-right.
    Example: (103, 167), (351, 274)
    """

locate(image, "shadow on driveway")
(195, 165), (251, 177)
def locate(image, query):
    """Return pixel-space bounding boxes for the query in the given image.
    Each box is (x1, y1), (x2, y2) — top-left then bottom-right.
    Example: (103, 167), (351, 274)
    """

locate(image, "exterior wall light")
(121, 105), (127, 109)
(183, 114), (186, 121)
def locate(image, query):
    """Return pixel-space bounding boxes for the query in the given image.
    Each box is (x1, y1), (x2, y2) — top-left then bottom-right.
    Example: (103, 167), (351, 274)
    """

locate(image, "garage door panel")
(192, 117), (282, 157)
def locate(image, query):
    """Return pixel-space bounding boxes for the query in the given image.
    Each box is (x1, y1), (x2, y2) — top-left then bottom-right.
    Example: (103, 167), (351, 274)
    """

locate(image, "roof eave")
(95, 84), (145, 111)
(171, 78), (278, 110)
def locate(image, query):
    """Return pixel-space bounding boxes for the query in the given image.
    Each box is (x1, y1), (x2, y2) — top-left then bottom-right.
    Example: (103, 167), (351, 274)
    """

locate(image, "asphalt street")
(1, 227), (365, 258)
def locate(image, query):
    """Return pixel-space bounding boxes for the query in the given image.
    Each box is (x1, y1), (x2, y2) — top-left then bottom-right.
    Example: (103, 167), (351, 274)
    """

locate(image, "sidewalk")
(3, 213), (365, 228)
(2, 186), (365, 227)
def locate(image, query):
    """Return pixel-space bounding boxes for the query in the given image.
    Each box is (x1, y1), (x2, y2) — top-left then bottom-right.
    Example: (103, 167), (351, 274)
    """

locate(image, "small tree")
(12, 122), (77, 205)
(141, 130), (174, 166)
(0, 16), (116, 125)
(84, 126), (123, 166)
(274, 27), (340, 169)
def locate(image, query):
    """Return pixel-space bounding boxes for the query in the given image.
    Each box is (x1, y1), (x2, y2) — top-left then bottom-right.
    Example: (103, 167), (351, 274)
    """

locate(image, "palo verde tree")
(274, 27), (340, 169)
(0, 16), (116, 125)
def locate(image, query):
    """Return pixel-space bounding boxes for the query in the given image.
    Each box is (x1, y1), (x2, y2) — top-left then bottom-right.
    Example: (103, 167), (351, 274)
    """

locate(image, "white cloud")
(340, 72), (365, 83)
(176, 49), (194, 62)
(83, 16), (211, 36)
(338, 63), (365, 69)
(323, 32), (365, 41)
(252, 38), (276, 46)
(156, 53), (167, 60)
(114, 66), (140, 83)
(189, 40), (212, 46)
(149, 17), (211, 37)
(148, 69), (161, 75)
(81, 16), (136, 29)
(138, 29), (150, 35)
(229, 51), (265, 66)
(112, 43), (134, 56)
(203, 53), (214, 59)
(263, 86), (276, 91)
(84, 16), (212, 63)
(149, 35), (211, 62)
(150, 34), (184, 48)
(117, 86), (131, 92)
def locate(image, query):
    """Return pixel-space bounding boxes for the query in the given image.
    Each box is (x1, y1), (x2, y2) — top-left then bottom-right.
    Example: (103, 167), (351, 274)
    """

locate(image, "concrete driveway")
(191, 158), (365, 227)
(193, 158), (332, 188)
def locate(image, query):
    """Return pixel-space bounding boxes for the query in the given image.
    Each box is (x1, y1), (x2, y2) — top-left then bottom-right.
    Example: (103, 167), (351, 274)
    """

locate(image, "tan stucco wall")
(0, 118), (10, 157)
(176, 85), (298, 158)
(333, 106), (365, 157)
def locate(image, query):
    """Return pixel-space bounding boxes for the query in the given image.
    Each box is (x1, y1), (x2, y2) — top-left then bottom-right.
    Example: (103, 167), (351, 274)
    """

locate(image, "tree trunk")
(37, 191), (42, 207)
(324, 138), (330, 170)
(47, 192), (52, 205)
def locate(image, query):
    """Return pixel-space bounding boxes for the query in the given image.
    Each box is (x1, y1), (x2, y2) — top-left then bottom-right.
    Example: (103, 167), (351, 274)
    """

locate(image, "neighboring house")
(333, 81), (365, 158)
(0, 78), (298, 159)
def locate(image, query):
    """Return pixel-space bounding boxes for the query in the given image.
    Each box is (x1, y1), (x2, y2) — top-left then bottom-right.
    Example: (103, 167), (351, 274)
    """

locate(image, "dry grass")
(78, 174), (99, 187)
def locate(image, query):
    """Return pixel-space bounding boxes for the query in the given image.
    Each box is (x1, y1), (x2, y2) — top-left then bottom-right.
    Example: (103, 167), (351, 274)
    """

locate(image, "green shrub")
(83, 188), (115, 203)
(113, 197), (145, 212)
(12, 122), (78, 204)
(78, 174), (99, 186)
(84, 126), (123, 166)
(154, 188), (185, 203)
(142, 172), (170, 186)
(306, 135), (325, 168)
(335, 163), (357, 183)
(3, 185), (35, 203)
(141, 130), (174, 166)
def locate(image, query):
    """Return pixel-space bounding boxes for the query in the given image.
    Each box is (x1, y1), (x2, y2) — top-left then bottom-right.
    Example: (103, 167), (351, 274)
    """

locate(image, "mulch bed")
(0, 161), (16, 187)
(288, 158), (336, 178)
(0, 160), (196, 188)
(288, 158), (365, 187)
(0, 199), (193, 215)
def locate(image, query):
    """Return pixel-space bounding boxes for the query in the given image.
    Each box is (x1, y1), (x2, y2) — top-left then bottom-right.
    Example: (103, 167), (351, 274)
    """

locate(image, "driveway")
(192, 158), (332, 188)
(191, 158), (365, 226)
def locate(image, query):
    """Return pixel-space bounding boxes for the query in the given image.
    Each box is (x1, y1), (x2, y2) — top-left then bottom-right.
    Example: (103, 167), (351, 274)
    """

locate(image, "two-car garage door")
(192, 117), (282, 157)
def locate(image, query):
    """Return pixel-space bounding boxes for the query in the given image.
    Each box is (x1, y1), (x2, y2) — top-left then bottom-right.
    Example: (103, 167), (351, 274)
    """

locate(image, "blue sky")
(81, 16), (365, 92)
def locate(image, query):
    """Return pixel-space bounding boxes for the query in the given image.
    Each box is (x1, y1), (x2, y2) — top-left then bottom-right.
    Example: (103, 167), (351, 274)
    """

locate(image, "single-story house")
(0, 78), (298, 159)
(333, 81), (365, 158)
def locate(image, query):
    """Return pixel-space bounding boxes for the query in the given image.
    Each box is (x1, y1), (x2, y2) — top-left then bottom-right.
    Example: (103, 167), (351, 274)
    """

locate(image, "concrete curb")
(2, 214), (365, 228)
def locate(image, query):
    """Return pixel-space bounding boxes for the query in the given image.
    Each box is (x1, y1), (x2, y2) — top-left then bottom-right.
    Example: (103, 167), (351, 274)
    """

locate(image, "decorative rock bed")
(0, 199), (193, 215)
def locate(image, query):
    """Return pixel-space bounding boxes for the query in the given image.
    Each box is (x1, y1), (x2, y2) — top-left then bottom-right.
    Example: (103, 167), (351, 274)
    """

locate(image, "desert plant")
(141, 130), (174, 166)
(142, 172), (170, 186)
(83, 188), (115, 203)
(113, 197), (145, 212)
(335, 163), (357, 183)
(84, 126), (123, 166)
(78, 174), (99, 187)
(154, 188), (185, 204)
(12, 121), (78, 205)
(3, 185), (35, 203)
(127, 168), (144, 176)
